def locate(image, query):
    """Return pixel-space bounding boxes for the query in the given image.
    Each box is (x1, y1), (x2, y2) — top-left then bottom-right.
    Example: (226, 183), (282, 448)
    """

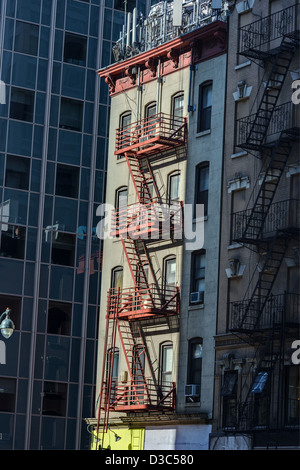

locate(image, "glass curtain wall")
(0, 0), (150, 450)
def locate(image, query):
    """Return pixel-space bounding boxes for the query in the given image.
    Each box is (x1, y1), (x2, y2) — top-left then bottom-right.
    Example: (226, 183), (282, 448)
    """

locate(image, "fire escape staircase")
(97, 113), (185, 439)
(227, 6), (300, 438)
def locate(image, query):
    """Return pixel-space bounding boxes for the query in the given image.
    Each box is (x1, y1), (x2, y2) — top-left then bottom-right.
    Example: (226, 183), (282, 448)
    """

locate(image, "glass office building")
(0, 0), (150, 450)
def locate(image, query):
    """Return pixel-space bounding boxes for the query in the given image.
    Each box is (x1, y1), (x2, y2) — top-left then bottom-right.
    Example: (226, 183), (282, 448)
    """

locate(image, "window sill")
(231, 150), (248, 159)
(234, 61), (251, 71)
(196, 129), (211, 138)
(188, 303), (204, 311)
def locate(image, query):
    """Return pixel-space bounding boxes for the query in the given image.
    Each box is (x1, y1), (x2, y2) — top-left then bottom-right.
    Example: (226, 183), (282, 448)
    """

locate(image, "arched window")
(111, 266), (123, 290)
(164, 256), (176, 288)
(168, 171), (180, 203)
(171, 92), (184, 119)
(197, 81), (212, 133)
(118, 111), (131, 155)
(160, 341), (173, 384)
(115, 186), (128, 209)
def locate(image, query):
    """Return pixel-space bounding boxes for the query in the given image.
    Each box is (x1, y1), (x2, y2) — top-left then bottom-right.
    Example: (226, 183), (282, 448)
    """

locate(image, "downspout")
(156, 58), (162, 113)
(188, 45), (196, 113)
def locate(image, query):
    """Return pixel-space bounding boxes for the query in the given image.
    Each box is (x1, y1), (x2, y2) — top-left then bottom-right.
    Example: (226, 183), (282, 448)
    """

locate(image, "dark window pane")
(47, 301), (72, 336)
(0, 378), (16, 412)
(0, 225), (26, 259)
(5, 155), (30, 190)
(56, 164), (79, 199)
(15, 21), (39, 56)
(64, 33), (87, 66)
(59, 97), (83, 132)
(198, 83), (212, 133)
(195, 163), (209, 216)
(42, 382), (68, 416)
(10, 87), (34, 122)
(51, 232), (76, 267)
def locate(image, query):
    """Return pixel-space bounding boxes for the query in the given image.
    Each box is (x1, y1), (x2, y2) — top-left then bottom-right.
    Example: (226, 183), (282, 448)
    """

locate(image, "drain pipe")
(188, 45), (196, 113)
(156, 58), (162, 113)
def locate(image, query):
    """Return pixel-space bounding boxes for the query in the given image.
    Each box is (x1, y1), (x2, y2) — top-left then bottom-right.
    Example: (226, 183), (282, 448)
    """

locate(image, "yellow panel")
(91, 428), (144, 450)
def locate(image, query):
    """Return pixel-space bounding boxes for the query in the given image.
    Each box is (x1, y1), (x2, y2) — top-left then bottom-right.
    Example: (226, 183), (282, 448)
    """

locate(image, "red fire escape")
(96, 112), (187, 436)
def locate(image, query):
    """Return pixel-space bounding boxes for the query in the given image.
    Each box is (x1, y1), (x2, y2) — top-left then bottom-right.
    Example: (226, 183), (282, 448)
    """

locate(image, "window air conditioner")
(190, 291), (204, 304)
(184, 384), (200, 397)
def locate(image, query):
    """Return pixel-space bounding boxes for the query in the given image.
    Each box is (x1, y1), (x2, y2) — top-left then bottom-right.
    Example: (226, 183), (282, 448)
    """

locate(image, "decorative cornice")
(98, 21), (227, 96)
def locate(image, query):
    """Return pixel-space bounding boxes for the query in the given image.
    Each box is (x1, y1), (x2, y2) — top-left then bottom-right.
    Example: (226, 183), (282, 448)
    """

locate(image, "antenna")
(132, 8), (137, 46)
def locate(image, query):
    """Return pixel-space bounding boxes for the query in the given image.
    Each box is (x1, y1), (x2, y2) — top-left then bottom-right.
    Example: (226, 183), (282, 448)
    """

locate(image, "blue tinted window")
(0, 119), (7, 151)
(16, 0), (41, 23)
(65, 0), (89, 35)
(37, 59), (48, 91)
(4, 188), (29, 224)
(12, 54), (37, 89)
(54, 197), (78, 232)
(0, 258), (24, 294)
(32, 124), (44, 158)
(61, 64), (85, 100)
(10, 87), (35, 121)
(8, 120), (32, 155)
(14, 21), (39, 55)
(50, 265), (74, 301)
(57, 129), (81, 165)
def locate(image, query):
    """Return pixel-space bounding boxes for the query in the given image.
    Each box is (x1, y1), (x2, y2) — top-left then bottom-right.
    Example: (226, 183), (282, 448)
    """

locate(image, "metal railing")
(229, 293), (300, 331)
(107, 284), (180, 319)
(110, 201), (183, 238)
(115, 113), (187, 155)
(101, 379), (176, 411)
(236, 102), (300, 148)
(232, 199), (300, 242)
(239, 4), (299, 55)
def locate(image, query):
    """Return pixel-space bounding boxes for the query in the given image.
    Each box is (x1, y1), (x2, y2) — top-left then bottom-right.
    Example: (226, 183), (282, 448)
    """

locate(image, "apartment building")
(211, 0), (300, 450)
(88, 0), (227, 450)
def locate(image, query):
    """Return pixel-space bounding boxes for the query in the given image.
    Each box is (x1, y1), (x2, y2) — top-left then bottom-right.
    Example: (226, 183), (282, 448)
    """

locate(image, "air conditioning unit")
(190, 291), (204, 304)
(184, 384), (200, 397)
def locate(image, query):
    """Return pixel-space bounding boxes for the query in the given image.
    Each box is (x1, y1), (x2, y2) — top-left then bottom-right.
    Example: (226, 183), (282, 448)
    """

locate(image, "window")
(42, 382), (68, 416)
(120, 111), (131, 129)
(132, 345), (145, 403)
(222, 371), (238, 428)
(5, 155), (30, 191)
(168, 172), (180, 203)
(197, 82), (212, 133)
(285, 366), (300, 425)
(195, 163), (209, 217)
(14, 21), (39, 56)
(111, 266), (123, 290)
(0, 225), (26, 259)
(187, 338), (203, 402)
(118, 112), (132, 156)
(106, 347), (119, 404)
(161, 342), (173, 384)
(64, 33), (87, 66)
(59, 97), (83, 131)
(51, 232), (76, 267)
(172, 92), (184, 122)
(164, 256), (176, 287)
(0, 378), (16, 412)
(146, 102), (157, 119)
(190, 250), (205, 303)
(10, 87), (34, 122)
(47, 301), (72, 336)
(55, 164), (80, 199)
(115, 186), (128, 210)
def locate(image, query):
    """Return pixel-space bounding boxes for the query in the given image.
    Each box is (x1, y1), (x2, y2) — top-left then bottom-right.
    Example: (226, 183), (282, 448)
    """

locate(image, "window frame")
(190, 250), (206, 304)
(195, 162), (209, 217)
(197, 81), (212, 133)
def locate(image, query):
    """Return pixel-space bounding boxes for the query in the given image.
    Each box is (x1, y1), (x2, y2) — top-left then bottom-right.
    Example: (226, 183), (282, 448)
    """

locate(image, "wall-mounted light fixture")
(0, 308), (15, 339)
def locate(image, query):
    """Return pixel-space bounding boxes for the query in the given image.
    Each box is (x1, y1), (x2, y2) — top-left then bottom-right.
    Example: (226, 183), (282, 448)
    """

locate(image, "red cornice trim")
(98, 20), (226, 79)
